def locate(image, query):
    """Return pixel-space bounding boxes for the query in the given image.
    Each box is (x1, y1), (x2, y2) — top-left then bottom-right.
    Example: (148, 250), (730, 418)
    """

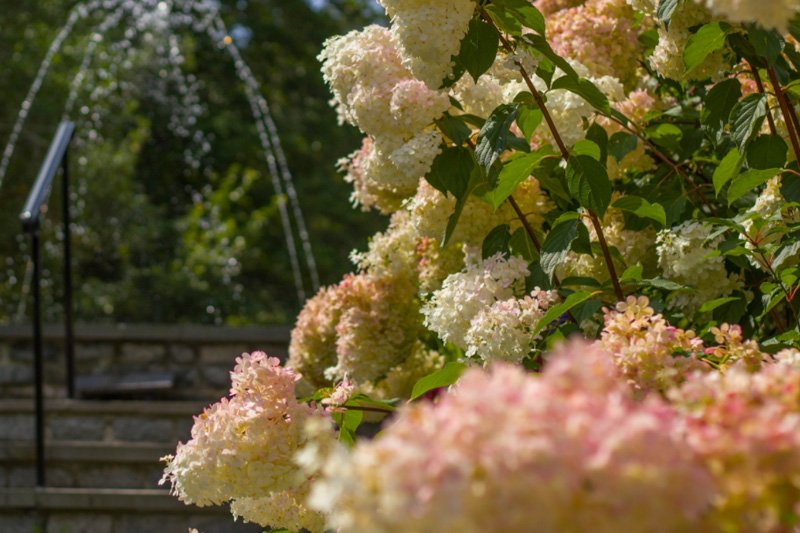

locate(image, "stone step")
(0, 487), (261, 532)
(0, 441), (172, 490)
(0, 399), (205, 444)
(0, 323), (290, 400)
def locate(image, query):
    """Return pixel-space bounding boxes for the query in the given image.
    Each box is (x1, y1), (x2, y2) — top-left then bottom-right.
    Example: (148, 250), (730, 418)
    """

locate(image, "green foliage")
(410, 362), (467, 401)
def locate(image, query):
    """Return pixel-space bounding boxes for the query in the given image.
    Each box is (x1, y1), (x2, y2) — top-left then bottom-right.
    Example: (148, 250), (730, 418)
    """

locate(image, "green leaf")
(436, 114), (472, 146)
(516, 105), (543, 142)
(727, 168), (781, 205)
(585, 123), (609, 163)
(683, 22), (731, 75)
(482, 224), (511, 258)
(713, 148), (743, 195)
(332, 409), (363, 446)
(612, 196), (666, 226)
(656, 0), (678, 27)
(458, 18), (500, 82)
(620, 263), (644, 283)
(541, 213), (581, 278)
(492, 0), (546, 35)
(698, 296), (740, 313)
(482, 149), (550, 209)
(551, 75), (613, 116)
(566, 155), (612, 217)
(476, 104), (519, 180)
(532, 290), (599, 335)
(410, 362), (467, 401)
(781, 173), (800, 202)
(425, 146), (476, 197)
(443, 164), (489, 246)
(572, 139), (602, 160)
(521, 34), (578, 79)
(746, 135), (787, 170)
(746, 24), (784, 66)
(509, 227), (540, 261)
(730, 93), (768, 151)
(645, 123), (683, 151)
(641, 277), (687, 290)
(701, 78), (741, 132)
(608, 132), (638, 163)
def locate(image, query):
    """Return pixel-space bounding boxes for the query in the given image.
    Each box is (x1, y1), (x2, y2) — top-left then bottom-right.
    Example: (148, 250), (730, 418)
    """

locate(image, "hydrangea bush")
(162, 0), (800, 531)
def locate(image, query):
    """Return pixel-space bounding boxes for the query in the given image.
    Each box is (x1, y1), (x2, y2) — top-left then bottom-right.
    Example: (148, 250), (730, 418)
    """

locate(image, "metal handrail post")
(62, 148), (75, 399)
(31, 231), (46, 488)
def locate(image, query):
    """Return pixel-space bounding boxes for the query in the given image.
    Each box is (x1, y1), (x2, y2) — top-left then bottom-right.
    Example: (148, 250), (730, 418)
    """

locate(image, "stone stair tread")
(0, 440), (174, 463)
(0, 398), (208, 415)
(76, 372), (176, 399)
(0, 487), (224, 513)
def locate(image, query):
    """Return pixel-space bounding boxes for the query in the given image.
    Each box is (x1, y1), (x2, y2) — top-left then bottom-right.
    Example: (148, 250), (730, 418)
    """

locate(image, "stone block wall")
(0, 324), (290, 400)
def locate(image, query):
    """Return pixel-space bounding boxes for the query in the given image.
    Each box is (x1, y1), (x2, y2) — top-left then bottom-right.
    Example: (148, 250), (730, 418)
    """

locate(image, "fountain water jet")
(1, 0), (320, 306)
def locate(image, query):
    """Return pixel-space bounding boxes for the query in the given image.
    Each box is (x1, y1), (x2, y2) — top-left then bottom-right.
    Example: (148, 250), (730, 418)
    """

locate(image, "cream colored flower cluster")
(703, 0), (799, 31)
(160, 352), (327, 532)
(548, 0), (641, 85)
(288, 270), (422, 394)
(464, 288), (559, 363)
(656, 220), (741, 314)
(320, 25), (449, 212)
(310, 344), (715, 533)
(422, 249), (531, 349)
(600, 295), (708, 392)
(377, 0), (476, 89)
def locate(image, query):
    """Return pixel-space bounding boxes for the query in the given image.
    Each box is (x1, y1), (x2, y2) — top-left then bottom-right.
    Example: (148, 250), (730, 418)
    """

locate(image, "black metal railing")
(19, 121), (76, 488)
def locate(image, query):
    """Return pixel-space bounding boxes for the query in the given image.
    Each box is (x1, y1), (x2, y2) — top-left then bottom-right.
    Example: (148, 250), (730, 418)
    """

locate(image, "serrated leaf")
(551, 75), (613, 116)
(572, 139), (602, 160)
(566, 155), (612, 217)
(746, 135), (787, 170)
(620, 263), (644, 283)
(781, 172), (800, 202)
(698, 296), (740, 313)
(701, 78), (741, 133)
(727, 168), (781, 205)
(476, 104), (519, 178)
(612, 196), (666, 226)
(608, 132), (638, 163)
(521, 34), (578, 79)
(532, 290), (599, 335)
(683, 22), (731, 74)
(333, 409), (363, 446)
(410, 362), (466, 401)
(730, 93), (767, 151)
(509, 227), (540, 261)
(541, 213), (581, 277)
(483, 224), (511, 258)
(458, 18), (500, 82)
(516, 105), (543, 142)
(713, 148), (743, 195)
(443, 164), (489, 246)
(641, 277), (688, 290)
(646, 123), (683, 151)
(436, 114), (472, 145)
(492, 0), (546, 35)
(483, 149), (550, 209)
(746, 24), (784, 65)
(425, 146), (476, 197)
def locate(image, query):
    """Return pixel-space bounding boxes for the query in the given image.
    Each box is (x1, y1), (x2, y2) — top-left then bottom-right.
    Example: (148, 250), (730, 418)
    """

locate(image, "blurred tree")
(0, 0), (384, 324)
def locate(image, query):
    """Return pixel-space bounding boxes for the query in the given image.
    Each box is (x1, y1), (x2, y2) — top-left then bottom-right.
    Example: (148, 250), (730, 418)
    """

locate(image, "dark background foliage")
(0, 0), (384, 325)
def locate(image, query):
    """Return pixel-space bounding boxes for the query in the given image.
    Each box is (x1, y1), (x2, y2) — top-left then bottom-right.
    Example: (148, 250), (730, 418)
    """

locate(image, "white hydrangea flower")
(464, 289), (559, 363)
(656, 220), (741, 314)
(378, 0), (476, 89)
(422, 249), (530, 349)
